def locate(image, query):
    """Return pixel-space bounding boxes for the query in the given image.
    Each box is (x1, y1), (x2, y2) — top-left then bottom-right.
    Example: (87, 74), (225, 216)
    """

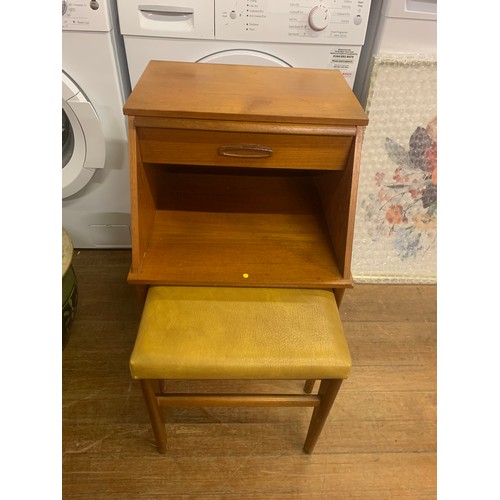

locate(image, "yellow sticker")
(243, 273), (249, 278)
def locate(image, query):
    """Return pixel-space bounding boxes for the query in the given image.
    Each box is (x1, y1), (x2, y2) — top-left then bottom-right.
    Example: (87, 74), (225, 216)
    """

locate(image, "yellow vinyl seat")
(130, 286), (351, 454)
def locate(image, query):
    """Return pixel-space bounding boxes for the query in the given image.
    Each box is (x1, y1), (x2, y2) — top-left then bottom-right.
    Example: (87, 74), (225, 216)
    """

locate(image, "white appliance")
(117, 0), (373, 91)
(62, 0), (132, 248)
(353, 0), (437, 106)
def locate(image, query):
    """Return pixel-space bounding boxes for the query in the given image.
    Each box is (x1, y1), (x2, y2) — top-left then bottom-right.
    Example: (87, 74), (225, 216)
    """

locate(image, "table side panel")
(315, 127), (364, 279)
(128, 118), (155, 274)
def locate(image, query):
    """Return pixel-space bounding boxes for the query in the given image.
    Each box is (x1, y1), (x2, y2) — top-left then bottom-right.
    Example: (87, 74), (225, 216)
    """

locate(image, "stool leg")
(303, 379), (343, 454)
(303, 380), (316, 393)
(134, 285), (149, 312)
(304, 289), (345, 397)
(333, 288), (345, 306)
(140, 379), (167, 454)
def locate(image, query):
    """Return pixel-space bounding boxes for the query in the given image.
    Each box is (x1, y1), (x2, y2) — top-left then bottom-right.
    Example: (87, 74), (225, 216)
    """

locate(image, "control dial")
(308, 5), (330, 32)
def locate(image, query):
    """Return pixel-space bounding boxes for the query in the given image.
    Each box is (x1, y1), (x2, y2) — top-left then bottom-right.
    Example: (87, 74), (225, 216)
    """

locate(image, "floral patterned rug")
(352, 56), (437, 283)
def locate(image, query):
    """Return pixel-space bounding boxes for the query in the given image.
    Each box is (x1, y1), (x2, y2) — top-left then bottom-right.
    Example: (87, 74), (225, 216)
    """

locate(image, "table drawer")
(137, 127), (354, 170)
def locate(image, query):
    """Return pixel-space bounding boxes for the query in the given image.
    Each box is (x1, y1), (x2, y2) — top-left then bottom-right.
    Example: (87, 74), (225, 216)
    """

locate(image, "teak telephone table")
(123, 61), (368, 301)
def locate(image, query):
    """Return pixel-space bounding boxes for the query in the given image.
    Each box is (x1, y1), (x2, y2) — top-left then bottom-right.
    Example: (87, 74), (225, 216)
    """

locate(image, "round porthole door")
(62, 72), (105, 199)
(197, 49), (291, 67)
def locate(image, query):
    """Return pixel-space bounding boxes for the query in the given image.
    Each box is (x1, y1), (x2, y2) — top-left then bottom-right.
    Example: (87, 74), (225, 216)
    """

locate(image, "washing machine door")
(197, 49), (291, 67)
(62, 72), (105, 199)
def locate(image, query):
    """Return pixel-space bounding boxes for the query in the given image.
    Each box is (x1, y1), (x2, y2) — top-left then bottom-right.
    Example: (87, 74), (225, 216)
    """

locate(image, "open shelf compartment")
(128, 165), (352, 288)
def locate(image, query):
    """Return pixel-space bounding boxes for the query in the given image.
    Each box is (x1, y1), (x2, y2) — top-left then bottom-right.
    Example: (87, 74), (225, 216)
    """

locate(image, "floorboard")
(62, 250), (436, 498)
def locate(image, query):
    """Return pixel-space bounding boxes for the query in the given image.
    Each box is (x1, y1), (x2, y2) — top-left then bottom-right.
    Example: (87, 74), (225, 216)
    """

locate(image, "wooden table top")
(123, 61), (368, 127)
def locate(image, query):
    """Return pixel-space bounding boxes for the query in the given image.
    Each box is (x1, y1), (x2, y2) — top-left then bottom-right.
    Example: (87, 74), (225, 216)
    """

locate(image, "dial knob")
(308, 5), (330, 32)
(62, 0), (67, 15)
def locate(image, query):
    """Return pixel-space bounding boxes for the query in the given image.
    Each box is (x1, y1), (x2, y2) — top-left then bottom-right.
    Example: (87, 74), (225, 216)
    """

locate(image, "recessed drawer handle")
(138, 5), (194, 17)
(218, 145), (273, 158)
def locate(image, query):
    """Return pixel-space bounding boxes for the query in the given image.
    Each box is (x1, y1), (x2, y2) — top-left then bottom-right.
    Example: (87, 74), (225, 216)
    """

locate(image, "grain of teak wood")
(123, 60), (368, 126)
(123, 61), (368, 289)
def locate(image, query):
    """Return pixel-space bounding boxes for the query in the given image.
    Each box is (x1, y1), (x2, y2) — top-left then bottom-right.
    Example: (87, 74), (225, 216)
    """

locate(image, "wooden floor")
(62, 250), (436, 499)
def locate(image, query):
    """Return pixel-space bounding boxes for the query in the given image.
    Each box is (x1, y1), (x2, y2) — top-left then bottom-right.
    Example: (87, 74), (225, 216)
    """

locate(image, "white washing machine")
(117, 0), (372, 92)
(62, 0), (132, 248)
(353, 0), (437, 106)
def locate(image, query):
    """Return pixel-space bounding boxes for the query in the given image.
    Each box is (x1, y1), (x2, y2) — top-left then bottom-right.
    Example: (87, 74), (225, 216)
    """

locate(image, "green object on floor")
(63, 228), (78, 350)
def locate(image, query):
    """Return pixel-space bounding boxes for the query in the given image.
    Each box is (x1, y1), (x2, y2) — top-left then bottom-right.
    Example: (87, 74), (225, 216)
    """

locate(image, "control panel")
(215, 0), (370, 45)
(62, 0), (111, 31)
(116, 0), (373, 86)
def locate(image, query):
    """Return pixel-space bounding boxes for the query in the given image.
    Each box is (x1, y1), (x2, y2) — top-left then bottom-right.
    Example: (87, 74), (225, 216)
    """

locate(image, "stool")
(130, 286), (351, 454)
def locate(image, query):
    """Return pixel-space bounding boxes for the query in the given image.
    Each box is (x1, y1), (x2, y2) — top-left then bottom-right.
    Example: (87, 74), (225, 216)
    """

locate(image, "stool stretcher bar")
(155, 393), (322, 408)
